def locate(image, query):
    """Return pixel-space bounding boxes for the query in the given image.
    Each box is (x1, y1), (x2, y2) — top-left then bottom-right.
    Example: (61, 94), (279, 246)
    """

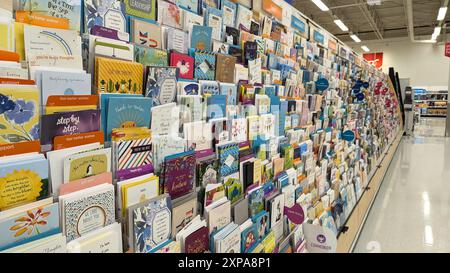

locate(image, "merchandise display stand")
(0, 0), (404, 254)
(337, 129), (403, 253)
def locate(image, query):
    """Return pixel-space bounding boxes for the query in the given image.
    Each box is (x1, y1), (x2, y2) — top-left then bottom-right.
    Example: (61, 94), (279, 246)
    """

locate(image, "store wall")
(349, 37), (449, 89)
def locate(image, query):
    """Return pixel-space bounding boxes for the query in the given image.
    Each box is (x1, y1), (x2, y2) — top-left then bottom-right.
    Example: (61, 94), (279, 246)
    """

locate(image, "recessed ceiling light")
(361, 46), (370, 52)
(311, 0), (329, 12)
(350, 34), (361, 43)
(437, 7), (448, 21)
(334, 19), (349, 32)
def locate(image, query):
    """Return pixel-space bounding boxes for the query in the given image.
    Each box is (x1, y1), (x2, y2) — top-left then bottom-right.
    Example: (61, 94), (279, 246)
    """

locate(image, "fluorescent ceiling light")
(350, 34), (361, 43)
(334, 19), (349, 31)
(431, 26), (441, 41)
(361, 46), (370, 52)
(433, 26), (442, 35)
(437, 7), (448, 21)
(311, 0), (329, 11)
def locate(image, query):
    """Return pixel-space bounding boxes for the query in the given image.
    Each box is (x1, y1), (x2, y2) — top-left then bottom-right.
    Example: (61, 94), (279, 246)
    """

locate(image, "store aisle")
(354, 118), (450, 252)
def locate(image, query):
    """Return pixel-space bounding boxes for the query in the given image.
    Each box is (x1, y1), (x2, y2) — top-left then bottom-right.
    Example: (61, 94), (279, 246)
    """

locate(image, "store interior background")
(294, 0), (450, 252)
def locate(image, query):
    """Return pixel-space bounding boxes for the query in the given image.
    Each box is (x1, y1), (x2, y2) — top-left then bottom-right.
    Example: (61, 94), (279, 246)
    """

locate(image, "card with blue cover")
(205, 6), (223, 41)
(252, 210), (270, 241)
(219, 83), (237, 105)
(105, 96), (151, 141)
(248, 187), (264, 217)
(190, 25), (212, 51)
(0, 202), (60, 251)
(221, 0), (237, 27)
(216, 141), (239, 178)
(207, 95), (226, 120)
(177, 0), (199, 14)
(100, 93), (142, 136)
(241, 223), (257, 253)
(84, 0), (127, 33)
(145, 66), (178, 106)
(193, 50), (216, 80)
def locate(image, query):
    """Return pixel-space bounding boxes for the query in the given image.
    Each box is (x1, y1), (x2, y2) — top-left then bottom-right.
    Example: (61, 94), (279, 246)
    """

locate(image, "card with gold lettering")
(162, 150), (196, 200)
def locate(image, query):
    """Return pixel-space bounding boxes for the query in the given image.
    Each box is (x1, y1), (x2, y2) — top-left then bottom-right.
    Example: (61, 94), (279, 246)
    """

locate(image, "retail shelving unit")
(336, 128), (404, 253)
(414, 89), (448, 118)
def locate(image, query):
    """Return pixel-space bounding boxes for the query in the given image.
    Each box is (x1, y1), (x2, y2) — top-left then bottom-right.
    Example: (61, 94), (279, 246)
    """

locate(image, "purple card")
(115, 164), (154, 181)
(40, 109), (101, 146)
(163, 150), (196, 199)
(284, 203), (305, 225)
(184, 226), (209, 253)
(90, 25), (129, 42)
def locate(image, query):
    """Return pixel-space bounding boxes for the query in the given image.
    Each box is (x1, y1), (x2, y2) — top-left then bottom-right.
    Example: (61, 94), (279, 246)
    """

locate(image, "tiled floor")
(354, 117), (450, 253)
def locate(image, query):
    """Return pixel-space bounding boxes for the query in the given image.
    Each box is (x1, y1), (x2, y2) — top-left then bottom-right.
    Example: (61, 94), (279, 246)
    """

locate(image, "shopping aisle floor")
(354, 118), (450, 252)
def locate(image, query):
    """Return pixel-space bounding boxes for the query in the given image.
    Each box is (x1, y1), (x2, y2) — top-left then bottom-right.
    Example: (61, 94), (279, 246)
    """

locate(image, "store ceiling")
(292, 0), (448, 42)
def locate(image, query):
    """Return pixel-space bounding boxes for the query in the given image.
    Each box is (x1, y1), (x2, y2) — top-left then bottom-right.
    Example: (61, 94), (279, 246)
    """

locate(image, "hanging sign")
(316, 78), (329, 91)
(363, 52), (383, 69)
(356, 92), (365, 101)
(313, 30), (324, 45)
(284, 203), (304, 225)
(352, 86), (361, 94)
(303, 223), (337, 253)
(342, 130), (355, 142)
(291, 16), (306, 33)
(445, 43), (450, 57)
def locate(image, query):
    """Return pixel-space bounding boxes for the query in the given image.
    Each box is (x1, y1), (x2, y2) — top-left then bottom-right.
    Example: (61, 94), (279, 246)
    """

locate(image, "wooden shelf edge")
(336, 129), (404, 253)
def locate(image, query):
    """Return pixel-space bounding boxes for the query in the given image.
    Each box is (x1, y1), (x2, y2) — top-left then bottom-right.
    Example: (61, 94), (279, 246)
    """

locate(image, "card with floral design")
(0, 85), (40, 145)
(0, 202), (59, 251)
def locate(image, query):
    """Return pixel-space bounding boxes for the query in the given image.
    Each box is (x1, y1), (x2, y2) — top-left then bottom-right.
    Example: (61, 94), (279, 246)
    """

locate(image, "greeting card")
(130, 18), (162, 48)
(105, 96), (151, 141)
(163, 150), (196, 199)
(0, 85), (40, 144)
(0, 156), (49, 211)
(170, 53), (194, 79)
(95, 57), (143, 94)
(134, 45), (168, 67)
(84, 0), (126, 33)
(124, 0), (156, 20)
(145, 66), (178, 106)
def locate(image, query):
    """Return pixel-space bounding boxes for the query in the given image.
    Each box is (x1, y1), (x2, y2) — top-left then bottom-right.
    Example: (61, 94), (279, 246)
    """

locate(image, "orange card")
(0, 140), (41, 157)
(15, 11), (70, 29)
(53, 131), (104, 150)
(0, 49), (20, 62)
(0, 78), (35, 85)
(46, 95), (99, 107)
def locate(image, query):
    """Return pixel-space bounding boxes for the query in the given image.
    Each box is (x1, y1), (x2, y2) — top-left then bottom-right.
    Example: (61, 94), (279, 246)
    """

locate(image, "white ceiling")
(292, 0), (448, 42)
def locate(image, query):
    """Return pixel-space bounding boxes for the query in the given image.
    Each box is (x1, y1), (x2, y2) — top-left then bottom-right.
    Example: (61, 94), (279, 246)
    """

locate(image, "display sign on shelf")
(303, 223), (337, 253)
